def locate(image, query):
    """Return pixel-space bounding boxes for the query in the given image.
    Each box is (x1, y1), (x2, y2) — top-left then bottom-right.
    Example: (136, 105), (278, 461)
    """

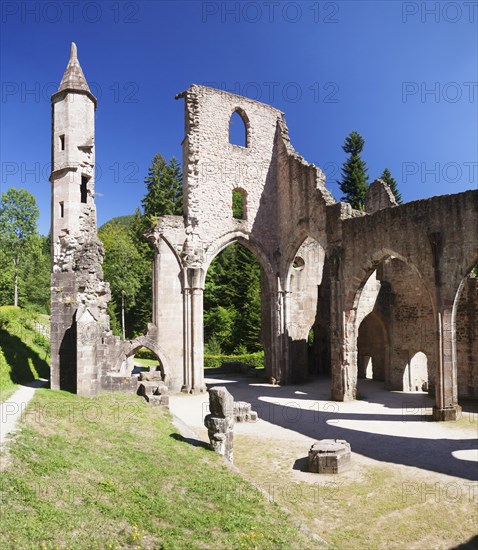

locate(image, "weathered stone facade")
(50, 46), (478, 420)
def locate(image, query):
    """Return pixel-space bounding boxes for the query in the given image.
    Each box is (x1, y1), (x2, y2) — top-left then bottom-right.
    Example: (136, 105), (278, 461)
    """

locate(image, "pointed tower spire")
(58, 42), (94, 97)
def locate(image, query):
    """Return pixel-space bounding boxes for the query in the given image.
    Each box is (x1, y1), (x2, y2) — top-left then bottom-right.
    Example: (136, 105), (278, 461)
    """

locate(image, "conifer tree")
(380, 167), (402, 204)
(204, 243), (263, 354)
(141, 154), (183, 224)
(337, 131), (369, 210)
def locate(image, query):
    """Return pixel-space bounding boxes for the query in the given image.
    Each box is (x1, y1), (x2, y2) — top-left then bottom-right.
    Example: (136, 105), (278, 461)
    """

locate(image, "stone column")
(181, 285), (192, 393)
(180, 229), (207, 393)
(433, 307), (460, 420)
(429, 232), (460, 420)
(330, 249), (356, 401)
(152, 248), (159, 326)
(190, 268), (206, 393)
(275, 289), (287, 384)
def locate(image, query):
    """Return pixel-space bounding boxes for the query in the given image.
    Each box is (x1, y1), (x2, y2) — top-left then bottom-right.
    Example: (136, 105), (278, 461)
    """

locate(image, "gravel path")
(0, 380), (47, 447)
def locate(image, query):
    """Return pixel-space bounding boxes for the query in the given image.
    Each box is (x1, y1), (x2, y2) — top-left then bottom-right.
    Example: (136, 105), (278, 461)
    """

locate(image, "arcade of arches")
(49, 48), (478, 422)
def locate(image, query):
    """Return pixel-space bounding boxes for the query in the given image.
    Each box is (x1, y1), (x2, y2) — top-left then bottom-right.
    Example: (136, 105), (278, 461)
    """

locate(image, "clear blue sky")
(1, 0), (477, 235)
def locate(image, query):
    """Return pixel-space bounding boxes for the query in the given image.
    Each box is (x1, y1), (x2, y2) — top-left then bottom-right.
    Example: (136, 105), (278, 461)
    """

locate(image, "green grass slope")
(0, 306), (50, 402)
(0, 390), (323, 549)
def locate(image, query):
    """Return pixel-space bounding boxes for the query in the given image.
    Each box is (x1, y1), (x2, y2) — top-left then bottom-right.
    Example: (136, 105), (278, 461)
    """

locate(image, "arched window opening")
(229, 110), (248, 147)
(232, 188), (247, 220)
(403, 352), (428, 392)
(357, 312), (387, 382)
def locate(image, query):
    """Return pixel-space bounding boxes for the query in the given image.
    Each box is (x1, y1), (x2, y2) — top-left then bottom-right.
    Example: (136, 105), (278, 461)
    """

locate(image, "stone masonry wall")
(456, 276), (478, 397)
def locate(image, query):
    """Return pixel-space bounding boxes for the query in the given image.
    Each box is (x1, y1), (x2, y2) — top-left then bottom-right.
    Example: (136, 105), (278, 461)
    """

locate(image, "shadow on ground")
(451, 534), (478, 549)
(0, 329), (50, 385)
(170, 433), (211, 450)
(203, 374), (478, 481)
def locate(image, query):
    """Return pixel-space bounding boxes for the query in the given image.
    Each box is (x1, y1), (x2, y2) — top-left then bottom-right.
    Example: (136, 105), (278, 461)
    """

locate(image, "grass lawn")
(134, 357), (161, 369)
(0, 390), (324, 549)
(234, 435), (478, 550)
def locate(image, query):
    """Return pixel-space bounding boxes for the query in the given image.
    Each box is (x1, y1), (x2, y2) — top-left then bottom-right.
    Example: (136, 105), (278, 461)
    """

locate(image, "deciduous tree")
(98, 222), (147, 339)
(0, 188), (40, 306)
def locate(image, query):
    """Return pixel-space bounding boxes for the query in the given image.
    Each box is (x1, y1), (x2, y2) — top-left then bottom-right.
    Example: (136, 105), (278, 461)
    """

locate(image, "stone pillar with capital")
(181, 230), (207, 393)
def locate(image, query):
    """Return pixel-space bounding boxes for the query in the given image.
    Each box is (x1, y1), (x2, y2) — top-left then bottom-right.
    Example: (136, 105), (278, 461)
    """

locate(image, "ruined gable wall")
(179, 85), (283, 260)
(275, 120), (335, 277)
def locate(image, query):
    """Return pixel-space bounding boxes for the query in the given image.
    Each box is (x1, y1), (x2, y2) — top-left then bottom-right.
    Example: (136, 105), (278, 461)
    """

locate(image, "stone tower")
(50, 43), (111, 397)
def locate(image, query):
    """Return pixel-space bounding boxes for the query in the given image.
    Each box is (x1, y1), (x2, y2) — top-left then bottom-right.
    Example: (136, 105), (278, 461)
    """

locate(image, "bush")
(0, 306), (21, 329)
(204, 351), (264, 370)
(205, 335), (222, 355)
(32, 332), (50, 354)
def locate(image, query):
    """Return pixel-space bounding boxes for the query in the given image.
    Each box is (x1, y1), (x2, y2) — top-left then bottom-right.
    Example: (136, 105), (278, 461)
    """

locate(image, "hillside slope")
(0, 389), (323, 549)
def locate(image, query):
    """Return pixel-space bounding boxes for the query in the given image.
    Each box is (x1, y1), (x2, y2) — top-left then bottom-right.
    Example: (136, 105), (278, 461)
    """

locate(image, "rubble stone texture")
(308, 439), (351, 474)
(51, 46), (478, 421)
(204, 386), (234, 462)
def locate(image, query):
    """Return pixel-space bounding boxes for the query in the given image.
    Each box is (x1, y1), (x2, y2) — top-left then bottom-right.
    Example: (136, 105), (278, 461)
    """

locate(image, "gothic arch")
(343, 251), (436, 399)
(119, 335), (171, 381)
(157, 233), (183, 270)
(357, 310), (390, 382)
(452, 256), (478, 398)
(203, 231), (277, 292)
(349, 249), (435, 319)
(283, 233), (327, 292)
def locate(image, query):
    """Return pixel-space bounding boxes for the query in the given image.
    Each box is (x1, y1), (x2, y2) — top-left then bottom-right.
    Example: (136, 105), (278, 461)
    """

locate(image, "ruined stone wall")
(384, 258), (436, 391)
(456, 276), (478, 397)
(50, 272), (77, 392)
(50, 48), (477, 409)
(275, 120), (334, 279)
(341, 192), (478, 312)
(333, 191), (478, 404)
